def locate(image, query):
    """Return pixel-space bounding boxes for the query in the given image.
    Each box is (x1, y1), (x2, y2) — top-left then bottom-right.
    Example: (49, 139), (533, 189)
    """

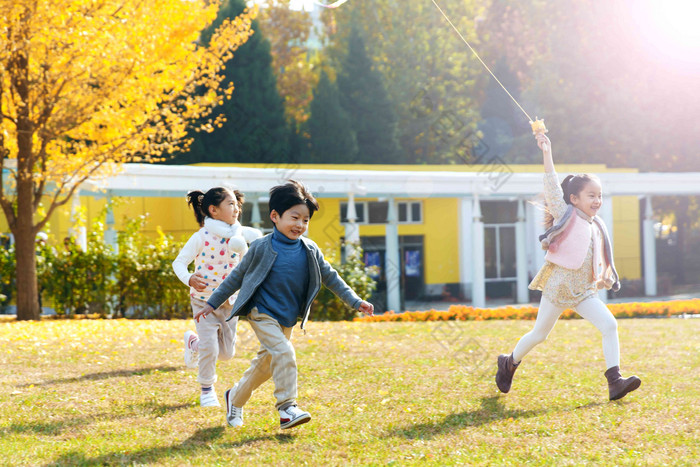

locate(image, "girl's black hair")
(233, 189), (245, 222)
(186, 187), (235, 226)
(544, 173), (600, 228)
(269, 180), (319, 220)
(561, 174), (600, 205)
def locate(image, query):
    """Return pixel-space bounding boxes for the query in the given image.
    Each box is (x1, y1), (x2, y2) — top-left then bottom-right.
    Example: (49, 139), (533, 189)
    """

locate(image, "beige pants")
(191, 297), (238, 386)
(229, 307), (297, 410)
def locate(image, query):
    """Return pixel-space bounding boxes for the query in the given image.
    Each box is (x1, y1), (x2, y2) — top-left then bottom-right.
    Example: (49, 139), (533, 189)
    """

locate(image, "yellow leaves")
(0, 319), (164, 348)
(1, 0), (256, 197)
(354, 299), (700, 322)
(258, 2), (316, 123)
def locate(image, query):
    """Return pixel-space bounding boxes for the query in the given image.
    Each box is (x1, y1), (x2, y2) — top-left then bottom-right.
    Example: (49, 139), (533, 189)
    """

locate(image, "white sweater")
(172, 218), (261, 287)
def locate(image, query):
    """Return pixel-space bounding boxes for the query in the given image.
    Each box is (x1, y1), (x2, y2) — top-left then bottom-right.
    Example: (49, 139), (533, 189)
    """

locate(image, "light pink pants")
(191, 298), (238, 386)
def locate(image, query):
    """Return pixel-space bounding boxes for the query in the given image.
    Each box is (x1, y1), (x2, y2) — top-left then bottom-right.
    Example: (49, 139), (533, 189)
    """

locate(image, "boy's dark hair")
(544, 173), (601, 228)
(186, 187), (234, 226)
(269, 180), (319, 219)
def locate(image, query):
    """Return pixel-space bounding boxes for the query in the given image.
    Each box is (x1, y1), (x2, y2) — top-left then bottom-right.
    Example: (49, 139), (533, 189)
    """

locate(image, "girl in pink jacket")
(495, 133), (641, 401)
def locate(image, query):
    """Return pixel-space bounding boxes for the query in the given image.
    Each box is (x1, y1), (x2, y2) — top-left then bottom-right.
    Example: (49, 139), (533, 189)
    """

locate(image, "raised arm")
(537, 133), (555, 173)
(537, 134), (568, 219)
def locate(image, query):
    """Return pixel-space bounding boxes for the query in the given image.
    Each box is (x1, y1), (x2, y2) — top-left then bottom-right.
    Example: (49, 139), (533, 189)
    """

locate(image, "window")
(484, 225), (516, 280)
(482, 200), (517, 281)
(398, 201), (422, 223)
(340, 202), (367, 223)
(341, 201), (423, 224)
(368, 202), (388, 224)
(398, 203), (407, 222)
(481, 201), (517, 224)
(241, 202), (274, 233)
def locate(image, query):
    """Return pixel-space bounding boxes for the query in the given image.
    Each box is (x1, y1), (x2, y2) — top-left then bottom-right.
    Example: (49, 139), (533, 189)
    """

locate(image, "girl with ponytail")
(173, 186), (259, 407)
(495, 134), (641, 401)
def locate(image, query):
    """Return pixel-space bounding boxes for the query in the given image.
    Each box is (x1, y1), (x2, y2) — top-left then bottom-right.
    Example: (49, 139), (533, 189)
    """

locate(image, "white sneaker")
(200, 388), (220, 407)
(225, 389), (244, 427)
(184, 331), (199, 368)
(278, 405), (311, 429)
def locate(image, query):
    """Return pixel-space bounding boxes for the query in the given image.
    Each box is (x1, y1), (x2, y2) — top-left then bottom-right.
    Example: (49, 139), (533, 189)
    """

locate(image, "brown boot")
(495, 353), (519, 393)
(604, 366), (641, 400)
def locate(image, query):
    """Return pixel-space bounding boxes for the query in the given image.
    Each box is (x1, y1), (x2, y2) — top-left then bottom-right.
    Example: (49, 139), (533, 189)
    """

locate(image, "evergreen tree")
(478, 59), (528, 162)
(306, 70), (358, 163)
(169, 0), (289, 164)
(337, 28), (401, 164)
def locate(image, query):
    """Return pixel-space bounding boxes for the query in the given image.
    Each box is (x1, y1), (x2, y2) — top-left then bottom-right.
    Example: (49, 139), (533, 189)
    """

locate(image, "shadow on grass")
(226, 432), (295, 448)
(135, 401), (194, 417)
(46, 428), (295, 466)
(572, 400), (608, 410)
(4, 419), (86, 437)
(3, 403), (191, 437)
(389, 395), (617, 440)
(387, 395), (545, 440)
(20, 365), (180, 388)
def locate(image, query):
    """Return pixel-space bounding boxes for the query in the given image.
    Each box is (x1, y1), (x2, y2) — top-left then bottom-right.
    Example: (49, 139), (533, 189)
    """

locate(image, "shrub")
(3, 221), (380, 320)
(311, 244), (377, 321)
(39, 221), (117, 317)
(16, 213), (190, 319)
(0, 239), (12, 312)
(113, 217), (190, 319)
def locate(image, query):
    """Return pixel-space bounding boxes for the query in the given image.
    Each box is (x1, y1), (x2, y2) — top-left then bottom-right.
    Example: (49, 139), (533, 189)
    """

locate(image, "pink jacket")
(540, 205), (621, 291)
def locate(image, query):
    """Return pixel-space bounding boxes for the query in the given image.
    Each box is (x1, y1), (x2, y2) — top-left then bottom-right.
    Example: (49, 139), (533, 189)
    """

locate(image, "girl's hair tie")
(198, 194), (204, 203)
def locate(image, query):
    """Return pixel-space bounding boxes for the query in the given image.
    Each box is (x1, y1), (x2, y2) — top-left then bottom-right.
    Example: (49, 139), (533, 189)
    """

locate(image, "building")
(5, 162), (685, 312)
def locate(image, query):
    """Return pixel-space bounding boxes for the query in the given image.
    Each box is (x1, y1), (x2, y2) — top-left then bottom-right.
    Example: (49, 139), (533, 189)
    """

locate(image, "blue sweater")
(251, 228), (309, 327)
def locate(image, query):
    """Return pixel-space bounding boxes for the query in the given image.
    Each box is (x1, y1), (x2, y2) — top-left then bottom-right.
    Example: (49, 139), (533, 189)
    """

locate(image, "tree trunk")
(14, 216), (40, 320)
(10, 29), (41, 321)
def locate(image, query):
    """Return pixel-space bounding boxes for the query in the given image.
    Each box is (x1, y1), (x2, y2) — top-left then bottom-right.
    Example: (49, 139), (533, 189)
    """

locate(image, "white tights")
(512, 296), (620, 369)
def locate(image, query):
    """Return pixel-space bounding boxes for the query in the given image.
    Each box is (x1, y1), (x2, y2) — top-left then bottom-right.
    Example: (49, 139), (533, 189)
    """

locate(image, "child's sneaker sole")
(280, 413), (311, 429)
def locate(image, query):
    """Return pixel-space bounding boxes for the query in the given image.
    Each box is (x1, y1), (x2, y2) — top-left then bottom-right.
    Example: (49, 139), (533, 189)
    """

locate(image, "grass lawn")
(1, 317), (698, 466)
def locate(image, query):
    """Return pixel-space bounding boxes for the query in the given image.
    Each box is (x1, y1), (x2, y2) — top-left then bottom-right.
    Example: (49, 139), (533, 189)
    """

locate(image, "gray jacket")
(207, 234), (363, 329)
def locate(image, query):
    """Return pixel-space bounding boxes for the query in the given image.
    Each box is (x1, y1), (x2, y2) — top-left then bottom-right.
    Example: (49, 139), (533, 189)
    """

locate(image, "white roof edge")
(69, 163), (700, 197)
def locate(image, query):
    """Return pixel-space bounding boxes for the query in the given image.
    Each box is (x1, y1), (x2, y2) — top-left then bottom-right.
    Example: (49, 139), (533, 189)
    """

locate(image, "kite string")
(430, 0), (533, 123)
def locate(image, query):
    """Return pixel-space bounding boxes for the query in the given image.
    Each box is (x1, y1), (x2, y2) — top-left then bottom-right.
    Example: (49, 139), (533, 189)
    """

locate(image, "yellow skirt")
(529, 259), (598, 309)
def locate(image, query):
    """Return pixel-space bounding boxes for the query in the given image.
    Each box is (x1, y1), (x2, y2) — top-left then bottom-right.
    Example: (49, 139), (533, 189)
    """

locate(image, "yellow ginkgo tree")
(0, 0), (255, 320)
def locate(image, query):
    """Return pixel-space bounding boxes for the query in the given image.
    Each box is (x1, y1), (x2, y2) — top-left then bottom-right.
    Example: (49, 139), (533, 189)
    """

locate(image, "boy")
(195, 180), (374, 429)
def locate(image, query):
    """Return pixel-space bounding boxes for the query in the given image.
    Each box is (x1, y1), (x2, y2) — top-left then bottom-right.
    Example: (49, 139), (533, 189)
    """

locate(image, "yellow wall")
(307, 197), (461, 286)
(0, 195), (196, 244)
(612, 196), (641, 280)
(306, 197), (343, 250)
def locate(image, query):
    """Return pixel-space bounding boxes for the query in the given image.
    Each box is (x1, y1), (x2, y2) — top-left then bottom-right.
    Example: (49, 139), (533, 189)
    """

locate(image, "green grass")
(1, 318), (698, 466)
